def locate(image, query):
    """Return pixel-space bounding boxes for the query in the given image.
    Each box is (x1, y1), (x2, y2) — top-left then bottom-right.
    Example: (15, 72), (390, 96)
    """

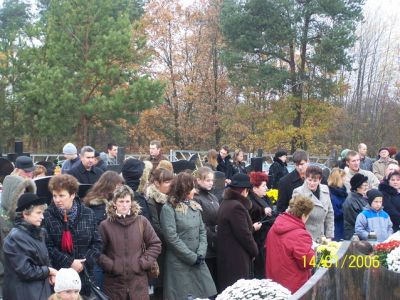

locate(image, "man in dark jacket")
(276, 150), (309, 213)
(68, 146), (104, 184)
(216, 145), (233, 180)
(146, 140), (168, 170)
(268, 150), (289, 189)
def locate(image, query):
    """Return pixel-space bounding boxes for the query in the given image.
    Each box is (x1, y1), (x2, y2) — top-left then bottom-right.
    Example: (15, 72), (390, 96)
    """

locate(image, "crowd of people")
(0, 141), (400, 299)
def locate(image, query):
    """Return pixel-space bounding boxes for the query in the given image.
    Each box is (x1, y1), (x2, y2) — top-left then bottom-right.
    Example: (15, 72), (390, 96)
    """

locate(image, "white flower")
(387, 246), (400, 273)
(215, 278), (291, 300)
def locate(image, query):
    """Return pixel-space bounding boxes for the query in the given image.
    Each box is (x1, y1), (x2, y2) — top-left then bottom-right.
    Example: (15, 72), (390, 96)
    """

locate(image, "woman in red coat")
(266, 195), (315, 294)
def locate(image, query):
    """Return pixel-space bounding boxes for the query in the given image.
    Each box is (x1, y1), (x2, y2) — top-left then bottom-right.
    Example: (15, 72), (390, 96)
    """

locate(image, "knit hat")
(274, 150), (288, 158)
(16, 193), (47, 212)
(54, 268), (81, 293)
(63, 143), (77, 155)
(350, 173), (368, 191)
(228, 173), (252, 188)
(367, 189), (383, 205)
(122, 158), (145, 191)
(340, 149), (350, 160)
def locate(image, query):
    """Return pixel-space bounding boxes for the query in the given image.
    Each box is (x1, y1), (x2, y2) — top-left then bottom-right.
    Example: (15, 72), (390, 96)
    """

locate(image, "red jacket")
(266, 212), (315, 293)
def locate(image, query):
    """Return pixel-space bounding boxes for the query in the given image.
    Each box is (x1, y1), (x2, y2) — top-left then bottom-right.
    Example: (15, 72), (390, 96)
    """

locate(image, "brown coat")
(217, 188), (258, 292)
(99, 201), (161, 300)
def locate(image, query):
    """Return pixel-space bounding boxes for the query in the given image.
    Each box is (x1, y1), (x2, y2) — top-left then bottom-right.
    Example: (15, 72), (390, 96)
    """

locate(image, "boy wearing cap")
(355, 189), (393, 242)
(61, 143), (81, 174)
(373, 147), (398, 181)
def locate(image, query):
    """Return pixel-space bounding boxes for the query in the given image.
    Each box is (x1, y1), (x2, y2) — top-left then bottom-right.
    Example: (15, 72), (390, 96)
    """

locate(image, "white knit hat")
(54, 268), (81, 293)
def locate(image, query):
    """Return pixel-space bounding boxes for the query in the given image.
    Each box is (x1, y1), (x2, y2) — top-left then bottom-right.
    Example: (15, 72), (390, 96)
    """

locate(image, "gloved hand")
(194, 255), (205, 265)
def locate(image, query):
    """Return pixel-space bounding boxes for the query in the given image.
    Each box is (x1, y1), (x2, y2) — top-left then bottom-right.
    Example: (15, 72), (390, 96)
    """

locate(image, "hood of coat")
(146, 184), (168, 204)
(271, 212), (305, 236)
(223, 188), (252, 210)
(3, 176), (37, 221)
(217, 154), (232, 164)
(105, 198), (141, 222)
(379, 181), (399, 196)
(328, 185), (348, 198)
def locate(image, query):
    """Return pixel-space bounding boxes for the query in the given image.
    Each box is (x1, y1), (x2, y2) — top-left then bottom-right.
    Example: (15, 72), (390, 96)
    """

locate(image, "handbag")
(83, 267), (109, 300)
(138, 218), (160, 278)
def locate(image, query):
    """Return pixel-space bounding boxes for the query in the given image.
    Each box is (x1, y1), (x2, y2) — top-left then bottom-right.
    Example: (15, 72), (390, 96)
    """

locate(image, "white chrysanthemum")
(387, 246), (400, 273)
(215, 278), (291, 300)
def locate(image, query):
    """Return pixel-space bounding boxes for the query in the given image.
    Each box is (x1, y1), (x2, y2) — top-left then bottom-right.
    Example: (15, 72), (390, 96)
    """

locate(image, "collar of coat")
(169, 198), (202, 214)
(146, 184), (168, 204)
(106, 199), (141, 222)
(223, 188), (252, 210)
(87, 196), (108, 206)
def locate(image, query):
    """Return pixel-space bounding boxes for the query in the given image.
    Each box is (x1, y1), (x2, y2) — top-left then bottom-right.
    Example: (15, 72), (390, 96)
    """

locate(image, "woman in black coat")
(232, 149), (247, 175)
(267, 150), (288, 189)
(3, 193), (57, 300)
(217, 174), (258, 292)
(379, 171), (400, 232)
(43, 174), (102, 298)
(194, 167), (220, 286)
(248, 172), (277, 279)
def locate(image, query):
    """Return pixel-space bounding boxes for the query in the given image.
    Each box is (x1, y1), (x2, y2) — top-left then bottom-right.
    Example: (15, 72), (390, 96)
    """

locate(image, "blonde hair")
(156, 160), (173, 173)
(48, 293), (83, 300)
(288, 195), (314, 218)
(193, 167), (214, 181)
(327, 167), (346, 188)
(138, 161), (153, 194)
(205, 149), (218, 169)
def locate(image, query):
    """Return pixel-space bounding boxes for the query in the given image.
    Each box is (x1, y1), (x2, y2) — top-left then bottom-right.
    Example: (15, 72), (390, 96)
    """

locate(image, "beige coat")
(293, 183), (334, 241)
(373, 158), (398, 181)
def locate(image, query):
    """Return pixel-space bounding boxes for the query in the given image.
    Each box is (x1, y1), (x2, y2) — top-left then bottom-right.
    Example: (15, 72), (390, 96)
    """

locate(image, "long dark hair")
(83, 171), (125, 204)
(168, 172), (195, 206)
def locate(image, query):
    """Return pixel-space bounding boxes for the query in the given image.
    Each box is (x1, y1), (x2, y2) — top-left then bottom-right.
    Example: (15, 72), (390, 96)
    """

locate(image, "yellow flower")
(266, 189), (279, 204)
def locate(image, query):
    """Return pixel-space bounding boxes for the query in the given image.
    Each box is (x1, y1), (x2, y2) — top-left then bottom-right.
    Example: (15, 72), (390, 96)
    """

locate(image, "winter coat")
(266, 212), (315, 293)
(217, 154), (233, 180)
(145, 154), (168, 170)
(268, 157), (288, 189)
(3, 220), (51, 300)
(276, 170), (304, 213)
(160, 200), (217, 300)
(293, 183), (334, 241)
(217, 188), (258, 292)
(99, 201), (161, 300)
(43, 199), (102, 296)
(193, 186), (220, 259)
(329, 186), (348, 241)
(67, 162), (104, 184)
(355, 206), (393, 242)
(146, 184), (168, 288)
(248, 191), (276, 279)
(379, 181), (400, 232)
(61, 156), (81, 174)
(343, 192), (368, 239)
(232, 161), (247, 176)
(344, 168), (379, 193)
(360, 156), (373, 172)
(373, 158), (398, 181)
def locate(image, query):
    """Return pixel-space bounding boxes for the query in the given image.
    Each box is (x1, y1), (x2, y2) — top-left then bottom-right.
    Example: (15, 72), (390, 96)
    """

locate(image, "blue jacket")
(355, 206), (393, 242)
(329, 186), (348, 241)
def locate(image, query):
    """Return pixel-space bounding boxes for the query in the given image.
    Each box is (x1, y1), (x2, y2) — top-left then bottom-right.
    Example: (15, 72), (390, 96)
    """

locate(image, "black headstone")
(78, 184), (93, 200)
(117, 147), (125, 165)
(15, 141), (23, 155)
(34, 176), (53, 205)
(251, 157), (265, 172)
(172, 160), (196, 174)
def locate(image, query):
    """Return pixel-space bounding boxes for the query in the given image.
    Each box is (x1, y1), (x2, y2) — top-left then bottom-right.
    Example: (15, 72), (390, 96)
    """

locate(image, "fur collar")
(106, 199), (141, 222)
(88, 197), (108, 206)
(223, 188), (252, 210)
(146, 184), (168, 204)
(169, 198), (202, 214)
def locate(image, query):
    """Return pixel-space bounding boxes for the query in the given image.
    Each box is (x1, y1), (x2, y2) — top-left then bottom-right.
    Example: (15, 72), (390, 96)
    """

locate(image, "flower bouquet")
(373, 240), (400, 268)
(315, 241), (341, 268)
(266, 189), (278, 204)
(216, 278), (291, 300)
(386, 246), (400, 273)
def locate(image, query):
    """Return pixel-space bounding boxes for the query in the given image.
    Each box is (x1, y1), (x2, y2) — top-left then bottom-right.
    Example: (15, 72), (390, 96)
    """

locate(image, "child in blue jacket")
(355, 189), (393, 242)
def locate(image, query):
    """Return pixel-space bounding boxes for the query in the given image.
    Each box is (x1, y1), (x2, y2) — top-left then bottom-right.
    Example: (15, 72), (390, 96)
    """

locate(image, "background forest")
(0, 0), (399, 155)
